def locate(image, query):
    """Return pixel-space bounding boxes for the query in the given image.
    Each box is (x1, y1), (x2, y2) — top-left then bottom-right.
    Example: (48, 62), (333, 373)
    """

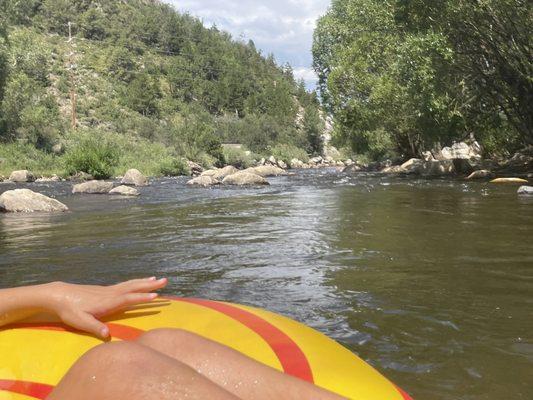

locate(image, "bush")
(0, 142), (62, 176)
(270, 143), (309, 164)
(158, 157), (190, 176)
(64, 136), (119, 179)
(222, 146), (255, 169)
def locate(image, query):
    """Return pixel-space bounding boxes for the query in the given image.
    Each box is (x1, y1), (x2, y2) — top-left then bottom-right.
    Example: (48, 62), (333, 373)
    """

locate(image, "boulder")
(268, 156), (277, 165)
(210, 165), (239, 180)
(517, 186), (533, 195)
(51, 143), (64, 155)
(309, 156), (323, 165)
(381, 165), (405, 174)
(187, 161), (204, 176)
(9, 170), (35, 183)
(400, 158), (424, 174)
(0, 189), (68, 213)
(243, 165), (287, 177)
(439, 140), (482, 160)
(277, 160), (288, 169)
(324, 156), (335, 164)
(36, 174), (61, 183)
(201, 169), (217, 177)
(422, 151), (435, 161)
(345, 159), (354, 166)
(490, 177), (529, 184)
(72, 180), (113, 194)
(109, 185), (139, 196)
(121, 169), (148, 186)
(342, 163), (363, 173)
(421, 160), (455, 176)
(466, 170), (493, 180)
(258, 158), (266, 166)
(186, 175), (220, 187)
(290, 158), (304, 169)
(69, 171), (94, 181)
(222, 172), (269, 186)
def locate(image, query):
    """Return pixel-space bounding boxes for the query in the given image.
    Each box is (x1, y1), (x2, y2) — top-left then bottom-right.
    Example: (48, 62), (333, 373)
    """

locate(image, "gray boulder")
(72, 180), (113, 194)
(243, 165), (287, 177)
(440, 141), (482, 160)
(517, 186), (533, 196)
(0, 189), (68, 212)
(121, 169), (148, 186)
(222, 172), (269, 186)
(9, 170), (35, 183)
(290, 158), (304, 169)
(277, 160), (288, 169)
(186, 175), (220, 187)
(187, 161), (203, 176)
(109, 185), (139, 196)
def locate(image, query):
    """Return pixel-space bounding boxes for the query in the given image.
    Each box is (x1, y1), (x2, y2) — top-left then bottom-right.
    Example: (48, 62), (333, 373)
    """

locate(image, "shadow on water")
(0, 170), (532, 400)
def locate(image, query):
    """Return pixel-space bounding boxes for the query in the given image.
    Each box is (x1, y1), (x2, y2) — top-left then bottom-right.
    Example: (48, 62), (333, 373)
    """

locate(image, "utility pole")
(67, 22), (77, 129)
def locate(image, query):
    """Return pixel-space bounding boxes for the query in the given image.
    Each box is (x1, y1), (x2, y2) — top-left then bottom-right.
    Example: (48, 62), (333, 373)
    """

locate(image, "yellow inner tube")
(0, 297), (412, 400)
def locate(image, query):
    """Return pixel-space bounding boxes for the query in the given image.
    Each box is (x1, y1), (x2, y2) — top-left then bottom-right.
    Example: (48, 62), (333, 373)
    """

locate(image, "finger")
(112, 277), (156, 290)
(113, 278), (167, 293)
(61, 310), (109, 339)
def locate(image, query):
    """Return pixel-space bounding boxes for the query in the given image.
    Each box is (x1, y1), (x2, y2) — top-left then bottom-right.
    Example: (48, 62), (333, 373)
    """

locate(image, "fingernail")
(101, 326), (109, 338)
(149, 293), (158, 299)
(147, 277), (156, 281)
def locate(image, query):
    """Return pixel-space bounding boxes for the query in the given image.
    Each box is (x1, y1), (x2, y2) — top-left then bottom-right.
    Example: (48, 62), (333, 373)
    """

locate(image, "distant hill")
(0, 0), (325, 176)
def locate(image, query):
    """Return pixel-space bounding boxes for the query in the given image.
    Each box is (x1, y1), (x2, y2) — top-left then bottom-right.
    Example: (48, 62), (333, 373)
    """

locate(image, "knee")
(79, 341), (148, 371)
(137, 328), (196, 347)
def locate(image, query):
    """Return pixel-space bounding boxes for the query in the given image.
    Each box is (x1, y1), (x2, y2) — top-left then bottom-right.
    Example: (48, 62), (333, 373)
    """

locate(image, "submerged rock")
(517, 186), (533, 195)
(222, 172), (269, 186)
(466, 170), (493, 180)
(243, 165), (287, 177)
(0, 189), (68, 212)
(72, 180), (114, 194)
(186, 175), (220, 187)
(109, 185), (139, 196)
(9, 170), (35, 183)
(121, 169), (148, 186)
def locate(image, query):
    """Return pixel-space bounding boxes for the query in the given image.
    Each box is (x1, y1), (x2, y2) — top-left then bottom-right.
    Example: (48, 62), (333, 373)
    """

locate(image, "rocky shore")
(1, 141), (532, 213)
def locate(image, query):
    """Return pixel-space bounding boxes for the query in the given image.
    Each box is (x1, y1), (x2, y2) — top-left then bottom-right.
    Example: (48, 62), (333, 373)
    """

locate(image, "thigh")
(138, 329), (345, 400)
(47, 341), (239, 400)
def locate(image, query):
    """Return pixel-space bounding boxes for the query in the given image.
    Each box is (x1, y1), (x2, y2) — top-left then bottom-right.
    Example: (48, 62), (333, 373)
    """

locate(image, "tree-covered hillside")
(0, 0), (324, 176)
(313, 0), (532, 161)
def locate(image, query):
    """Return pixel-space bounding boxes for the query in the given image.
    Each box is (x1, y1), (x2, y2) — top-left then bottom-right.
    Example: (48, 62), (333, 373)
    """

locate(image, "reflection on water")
(1, 171), (532, 400)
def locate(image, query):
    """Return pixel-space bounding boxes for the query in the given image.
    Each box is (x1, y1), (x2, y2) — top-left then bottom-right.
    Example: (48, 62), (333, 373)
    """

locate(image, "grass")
(0, 142), (65, 177)
(269, 143), (309, 164)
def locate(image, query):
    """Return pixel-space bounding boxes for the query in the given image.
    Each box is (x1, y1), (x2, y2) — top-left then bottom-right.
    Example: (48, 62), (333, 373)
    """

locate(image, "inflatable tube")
(0, 297), (413, 399)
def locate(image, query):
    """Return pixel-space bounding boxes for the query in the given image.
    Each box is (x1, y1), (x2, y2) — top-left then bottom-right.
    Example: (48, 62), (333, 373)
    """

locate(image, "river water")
(0, 169), (532, 400)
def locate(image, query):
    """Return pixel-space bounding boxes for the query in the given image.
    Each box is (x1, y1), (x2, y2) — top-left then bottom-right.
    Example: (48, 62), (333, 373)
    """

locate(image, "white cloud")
(166, 0), (330, 89)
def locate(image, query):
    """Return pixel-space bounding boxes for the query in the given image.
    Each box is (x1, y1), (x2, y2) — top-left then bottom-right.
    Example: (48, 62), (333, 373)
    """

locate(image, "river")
(0, 169), (532, 400)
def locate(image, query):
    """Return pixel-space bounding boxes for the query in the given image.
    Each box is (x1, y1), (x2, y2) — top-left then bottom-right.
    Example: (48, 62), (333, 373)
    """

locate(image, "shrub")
(158, 157), (190, 176)
(64, 136), (119, 179)
(270, 143), (309, 164)
(222, 146), (255, 169)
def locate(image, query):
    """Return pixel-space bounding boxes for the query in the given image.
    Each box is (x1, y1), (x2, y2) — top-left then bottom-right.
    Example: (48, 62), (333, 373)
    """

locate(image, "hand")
(45, 278), (167, 339)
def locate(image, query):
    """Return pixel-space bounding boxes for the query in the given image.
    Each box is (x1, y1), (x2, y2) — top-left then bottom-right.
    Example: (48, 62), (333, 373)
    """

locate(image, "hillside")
(0, 0), (324, 177)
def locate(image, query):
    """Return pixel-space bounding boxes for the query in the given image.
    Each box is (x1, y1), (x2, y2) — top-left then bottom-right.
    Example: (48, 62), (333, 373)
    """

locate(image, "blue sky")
(167, 0), (331, 90)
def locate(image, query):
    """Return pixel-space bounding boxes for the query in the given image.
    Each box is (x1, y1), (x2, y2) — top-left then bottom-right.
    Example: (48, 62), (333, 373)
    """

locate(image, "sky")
(167, 0), (331, 90)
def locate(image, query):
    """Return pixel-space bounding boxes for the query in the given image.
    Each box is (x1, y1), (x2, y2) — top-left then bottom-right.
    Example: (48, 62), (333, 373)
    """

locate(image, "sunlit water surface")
(1, 170), (532, 400)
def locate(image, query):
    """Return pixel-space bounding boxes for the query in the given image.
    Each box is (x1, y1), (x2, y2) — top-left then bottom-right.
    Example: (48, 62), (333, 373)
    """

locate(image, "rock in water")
(490, 177), (529, 184)
(201, 166), (238, 180)
(187, 161), (203, 176)
(109, 185), (139, 196)
(222, 172), (269, 186)
(466, 170), (493, 180)
(421, 160), (455, 176)
(9, 170), (36, 183)
(72, 180), (113, 194)
(243, 165), (287, 177)
(186, 176), (220, 187)
(517, 186), (533, 195)
(400, 158), (424, 174)
(121, 169), (148, 186)
(0, 189), (68, 212)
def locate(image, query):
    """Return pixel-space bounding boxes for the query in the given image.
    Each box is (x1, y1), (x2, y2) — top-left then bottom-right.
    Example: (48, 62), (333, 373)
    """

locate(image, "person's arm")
(0, 278), (167, 338)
